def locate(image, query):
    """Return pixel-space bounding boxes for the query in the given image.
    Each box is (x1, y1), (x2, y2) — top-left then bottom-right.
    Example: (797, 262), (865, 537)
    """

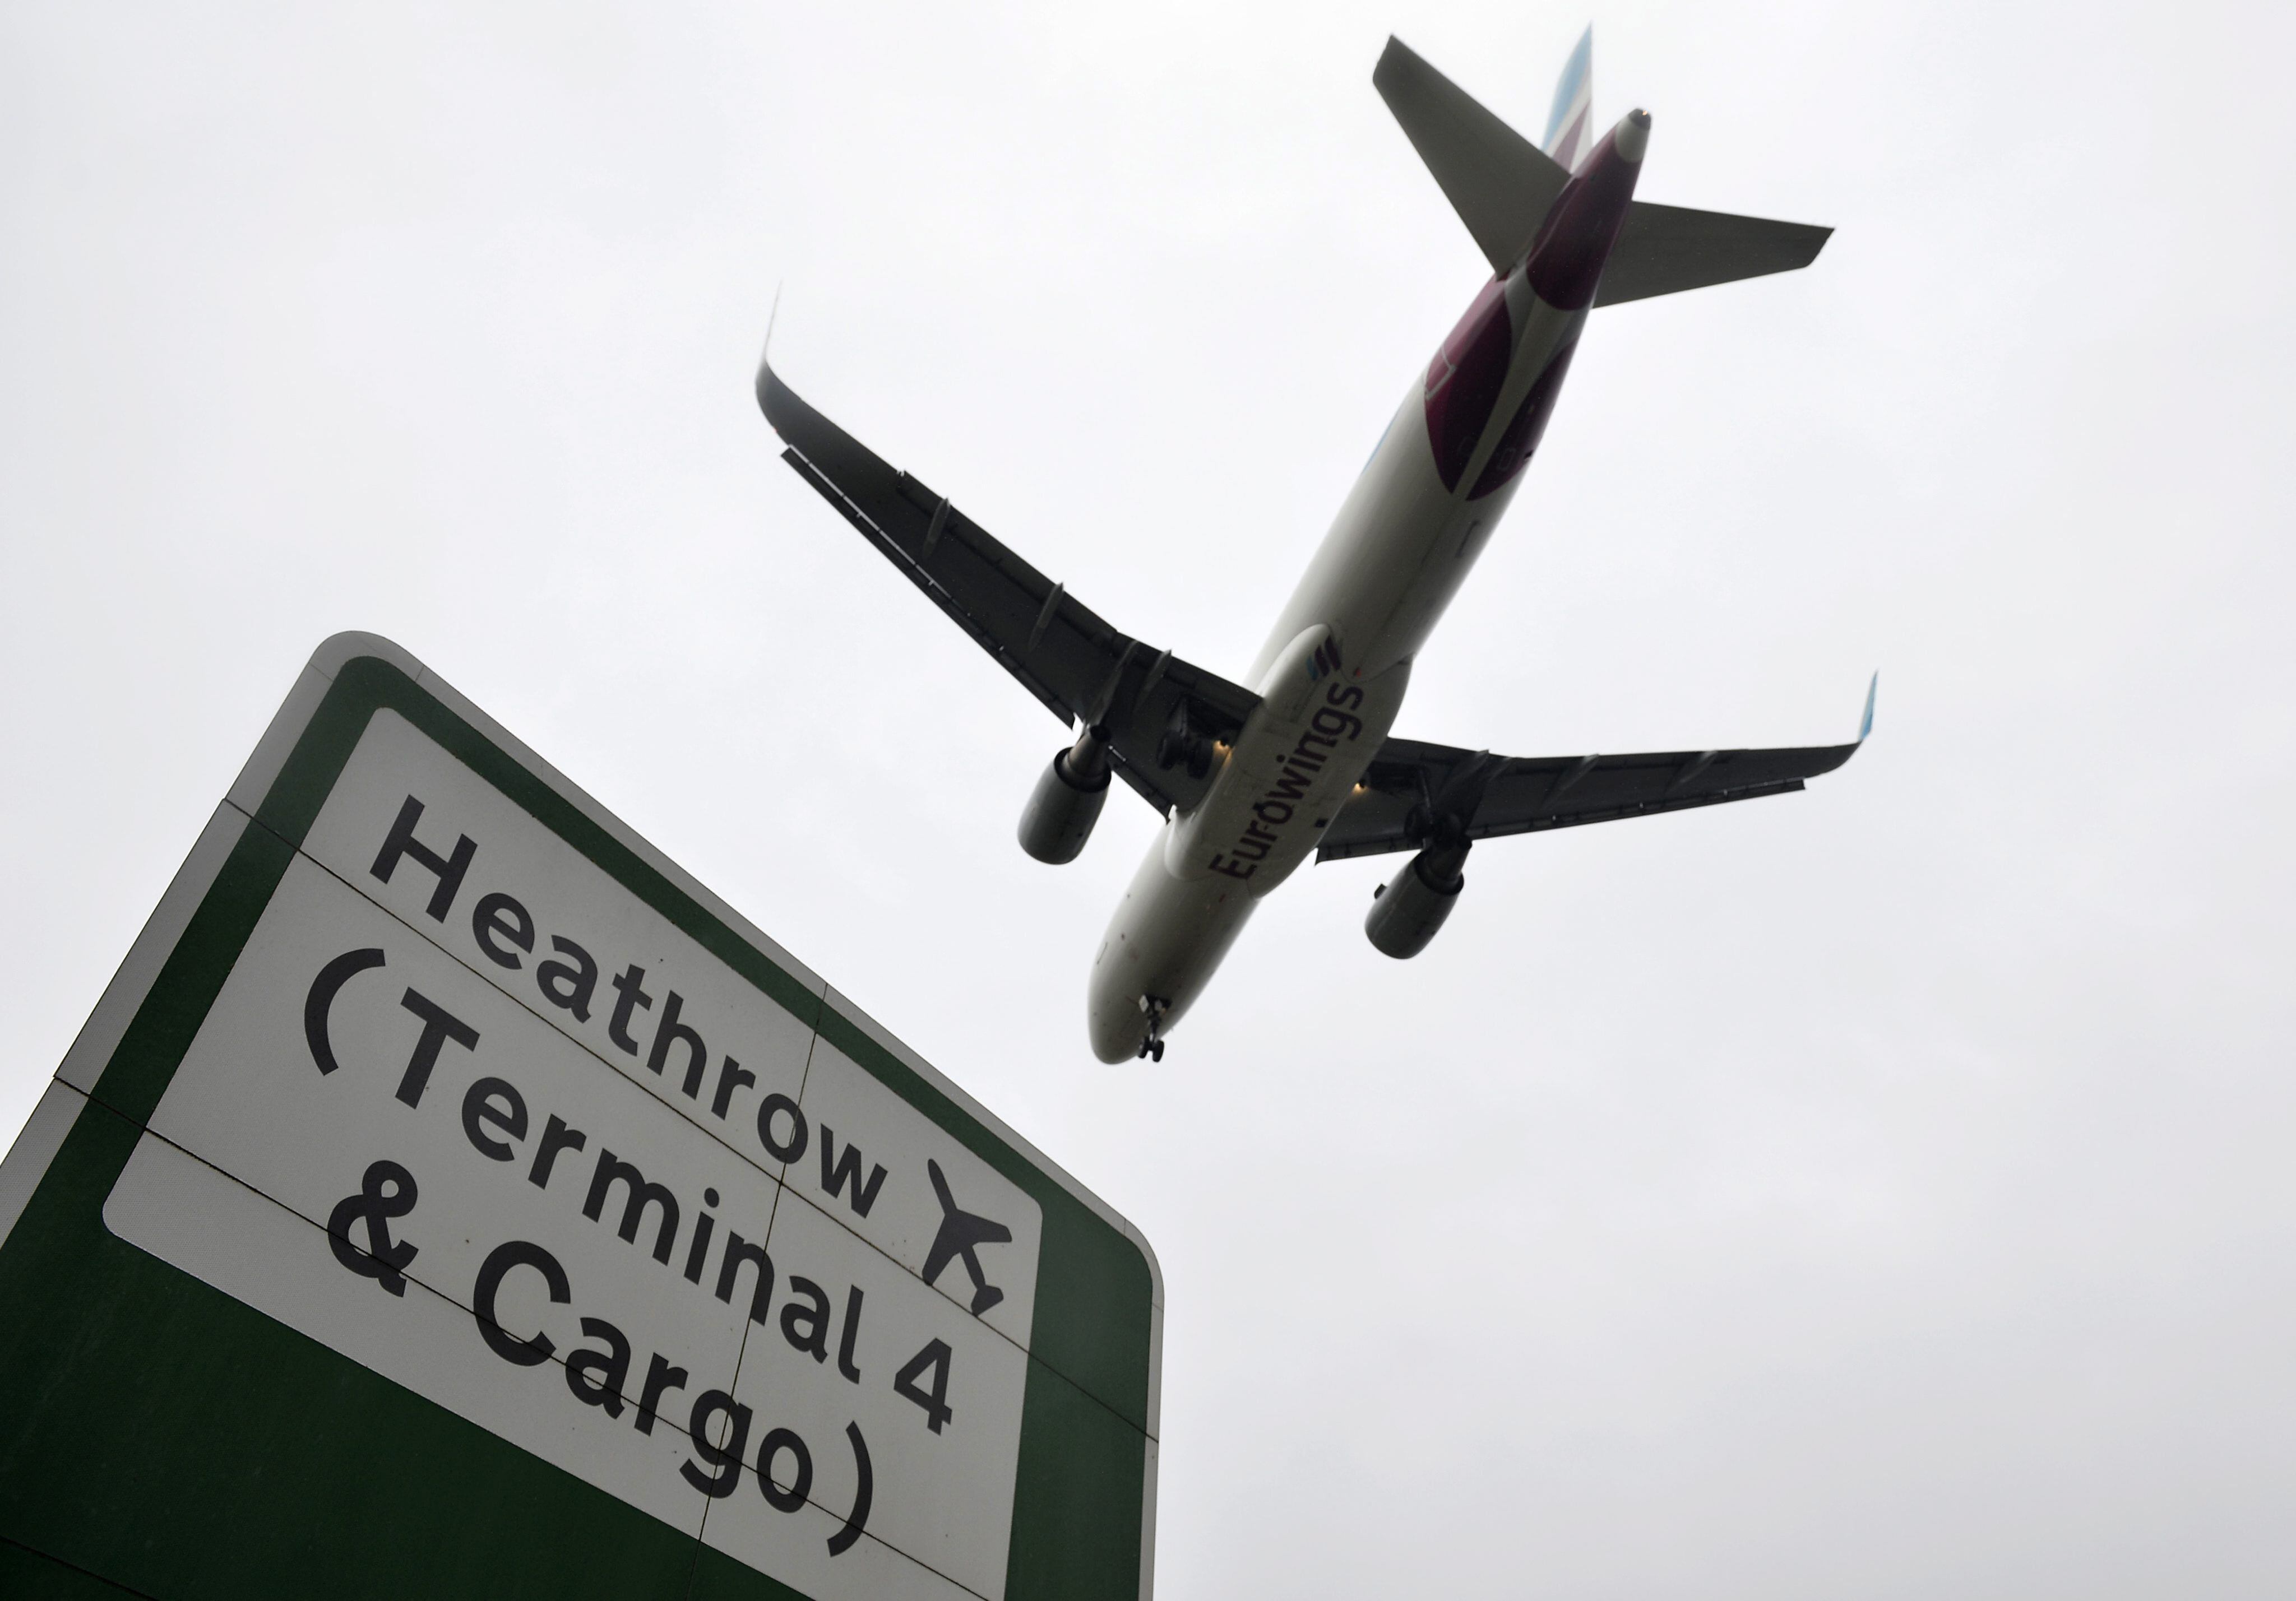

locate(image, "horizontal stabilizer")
(1374, 36), (1570, 273)
(1595, 202), (1832, 306)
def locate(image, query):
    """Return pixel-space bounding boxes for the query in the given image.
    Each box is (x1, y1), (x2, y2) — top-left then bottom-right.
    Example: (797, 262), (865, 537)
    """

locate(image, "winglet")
(1857, 671), (1878, 743)
(754, 284), (788, 435)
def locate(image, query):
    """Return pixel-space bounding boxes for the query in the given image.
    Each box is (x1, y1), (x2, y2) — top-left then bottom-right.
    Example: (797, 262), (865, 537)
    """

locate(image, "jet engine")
(1364, 841), (1469, 958)
(1017, 727), (1111, 864)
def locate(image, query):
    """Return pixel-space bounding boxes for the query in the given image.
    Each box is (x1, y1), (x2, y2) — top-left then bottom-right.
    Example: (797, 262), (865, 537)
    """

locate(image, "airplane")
(922, 1159), (1012, 1317)
(757, 31), (1867, 1064)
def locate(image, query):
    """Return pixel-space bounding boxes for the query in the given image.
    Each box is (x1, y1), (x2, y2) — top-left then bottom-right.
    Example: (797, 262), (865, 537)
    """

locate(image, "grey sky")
(5, 1), (2293, 1595)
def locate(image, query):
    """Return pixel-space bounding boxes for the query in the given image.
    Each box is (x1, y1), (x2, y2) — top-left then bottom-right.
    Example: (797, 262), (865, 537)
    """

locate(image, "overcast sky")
(6, 2), (2294, 1595)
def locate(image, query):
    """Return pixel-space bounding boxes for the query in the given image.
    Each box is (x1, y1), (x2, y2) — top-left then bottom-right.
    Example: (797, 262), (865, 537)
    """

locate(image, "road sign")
(0, 634), (1161, 1600)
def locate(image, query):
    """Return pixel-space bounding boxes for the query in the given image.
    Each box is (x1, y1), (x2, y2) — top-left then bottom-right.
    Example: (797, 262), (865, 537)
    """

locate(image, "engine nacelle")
(1364, 844), (1468, 959)
(1017, 730), (1111, 864)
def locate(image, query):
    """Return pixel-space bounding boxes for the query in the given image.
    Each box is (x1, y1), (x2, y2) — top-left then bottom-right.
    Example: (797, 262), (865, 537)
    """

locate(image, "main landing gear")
(1135, 995), (1170, 1062)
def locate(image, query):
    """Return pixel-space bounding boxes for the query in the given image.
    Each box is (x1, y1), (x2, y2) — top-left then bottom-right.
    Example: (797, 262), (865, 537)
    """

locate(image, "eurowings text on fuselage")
(757, 34), (1861, 1064)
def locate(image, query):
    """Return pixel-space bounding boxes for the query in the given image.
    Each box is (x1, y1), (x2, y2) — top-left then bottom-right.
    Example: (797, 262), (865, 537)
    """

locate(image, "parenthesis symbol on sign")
(826, 1421), (873, 1557)
(306, 948), (387, 1076)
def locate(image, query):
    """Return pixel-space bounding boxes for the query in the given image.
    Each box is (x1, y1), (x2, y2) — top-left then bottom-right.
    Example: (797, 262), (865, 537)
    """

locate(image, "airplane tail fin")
(1374, 35), (1832, 301)
(1542, 27), (1594, 168)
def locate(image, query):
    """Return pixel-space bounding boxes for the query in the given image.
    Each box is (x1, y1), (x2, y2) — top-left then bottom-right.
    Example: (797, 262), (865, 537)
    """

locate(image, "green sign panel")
(0, 634), (1160, 1600)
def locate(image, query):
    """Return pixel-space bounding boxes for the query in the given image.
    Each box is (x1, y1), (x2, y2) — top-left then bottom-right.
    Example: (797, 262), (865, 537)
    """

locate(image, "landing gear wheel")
(1135, 995), (1171, 1062)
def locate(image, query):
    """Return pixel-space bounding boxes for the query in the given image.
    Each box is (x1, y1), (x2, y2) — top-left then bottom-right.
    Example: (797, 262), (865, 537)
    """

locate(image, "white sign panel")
(104, 708), (1044, 1600)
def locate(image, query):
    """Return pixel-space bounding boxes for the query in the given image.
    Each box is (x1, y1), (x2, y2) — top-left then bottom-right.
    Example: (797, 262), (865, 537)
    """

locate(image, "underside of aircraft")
(758, 31), (1865, 1060)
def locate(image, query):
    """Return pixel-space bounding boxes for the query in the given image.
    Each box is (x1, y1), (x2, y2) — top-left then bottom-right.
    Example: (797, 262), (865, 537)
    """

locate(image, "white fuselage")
(1086, 270), (1592, 1062)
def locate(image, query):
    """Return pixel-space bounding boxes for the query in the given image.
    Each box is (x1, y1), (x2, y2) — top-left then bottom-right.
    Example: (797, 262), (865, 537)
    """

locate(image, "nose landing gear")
(1135, 995), (1170, 1062)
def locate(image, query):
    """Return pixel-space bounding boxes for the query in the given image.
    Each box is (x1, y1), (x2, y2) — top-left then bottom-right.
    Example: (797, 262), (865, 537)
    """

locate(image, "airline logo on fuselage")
(1207, 681), (1368, 882)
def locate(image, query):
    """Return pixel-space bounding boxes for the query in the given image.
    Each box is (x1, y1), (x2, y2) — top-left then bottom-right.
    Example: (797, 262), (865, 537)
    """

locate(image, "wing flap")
(761, 360), (1257, 814)
(779, 448), (1070, 721)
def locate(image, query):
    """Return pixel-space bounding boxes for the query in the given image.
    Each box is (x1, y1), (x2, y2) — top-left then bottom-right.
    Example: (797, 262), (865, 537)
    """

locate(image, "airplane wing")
(758, 360), (1260, 815)
(1317, 727), (1864, 862)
